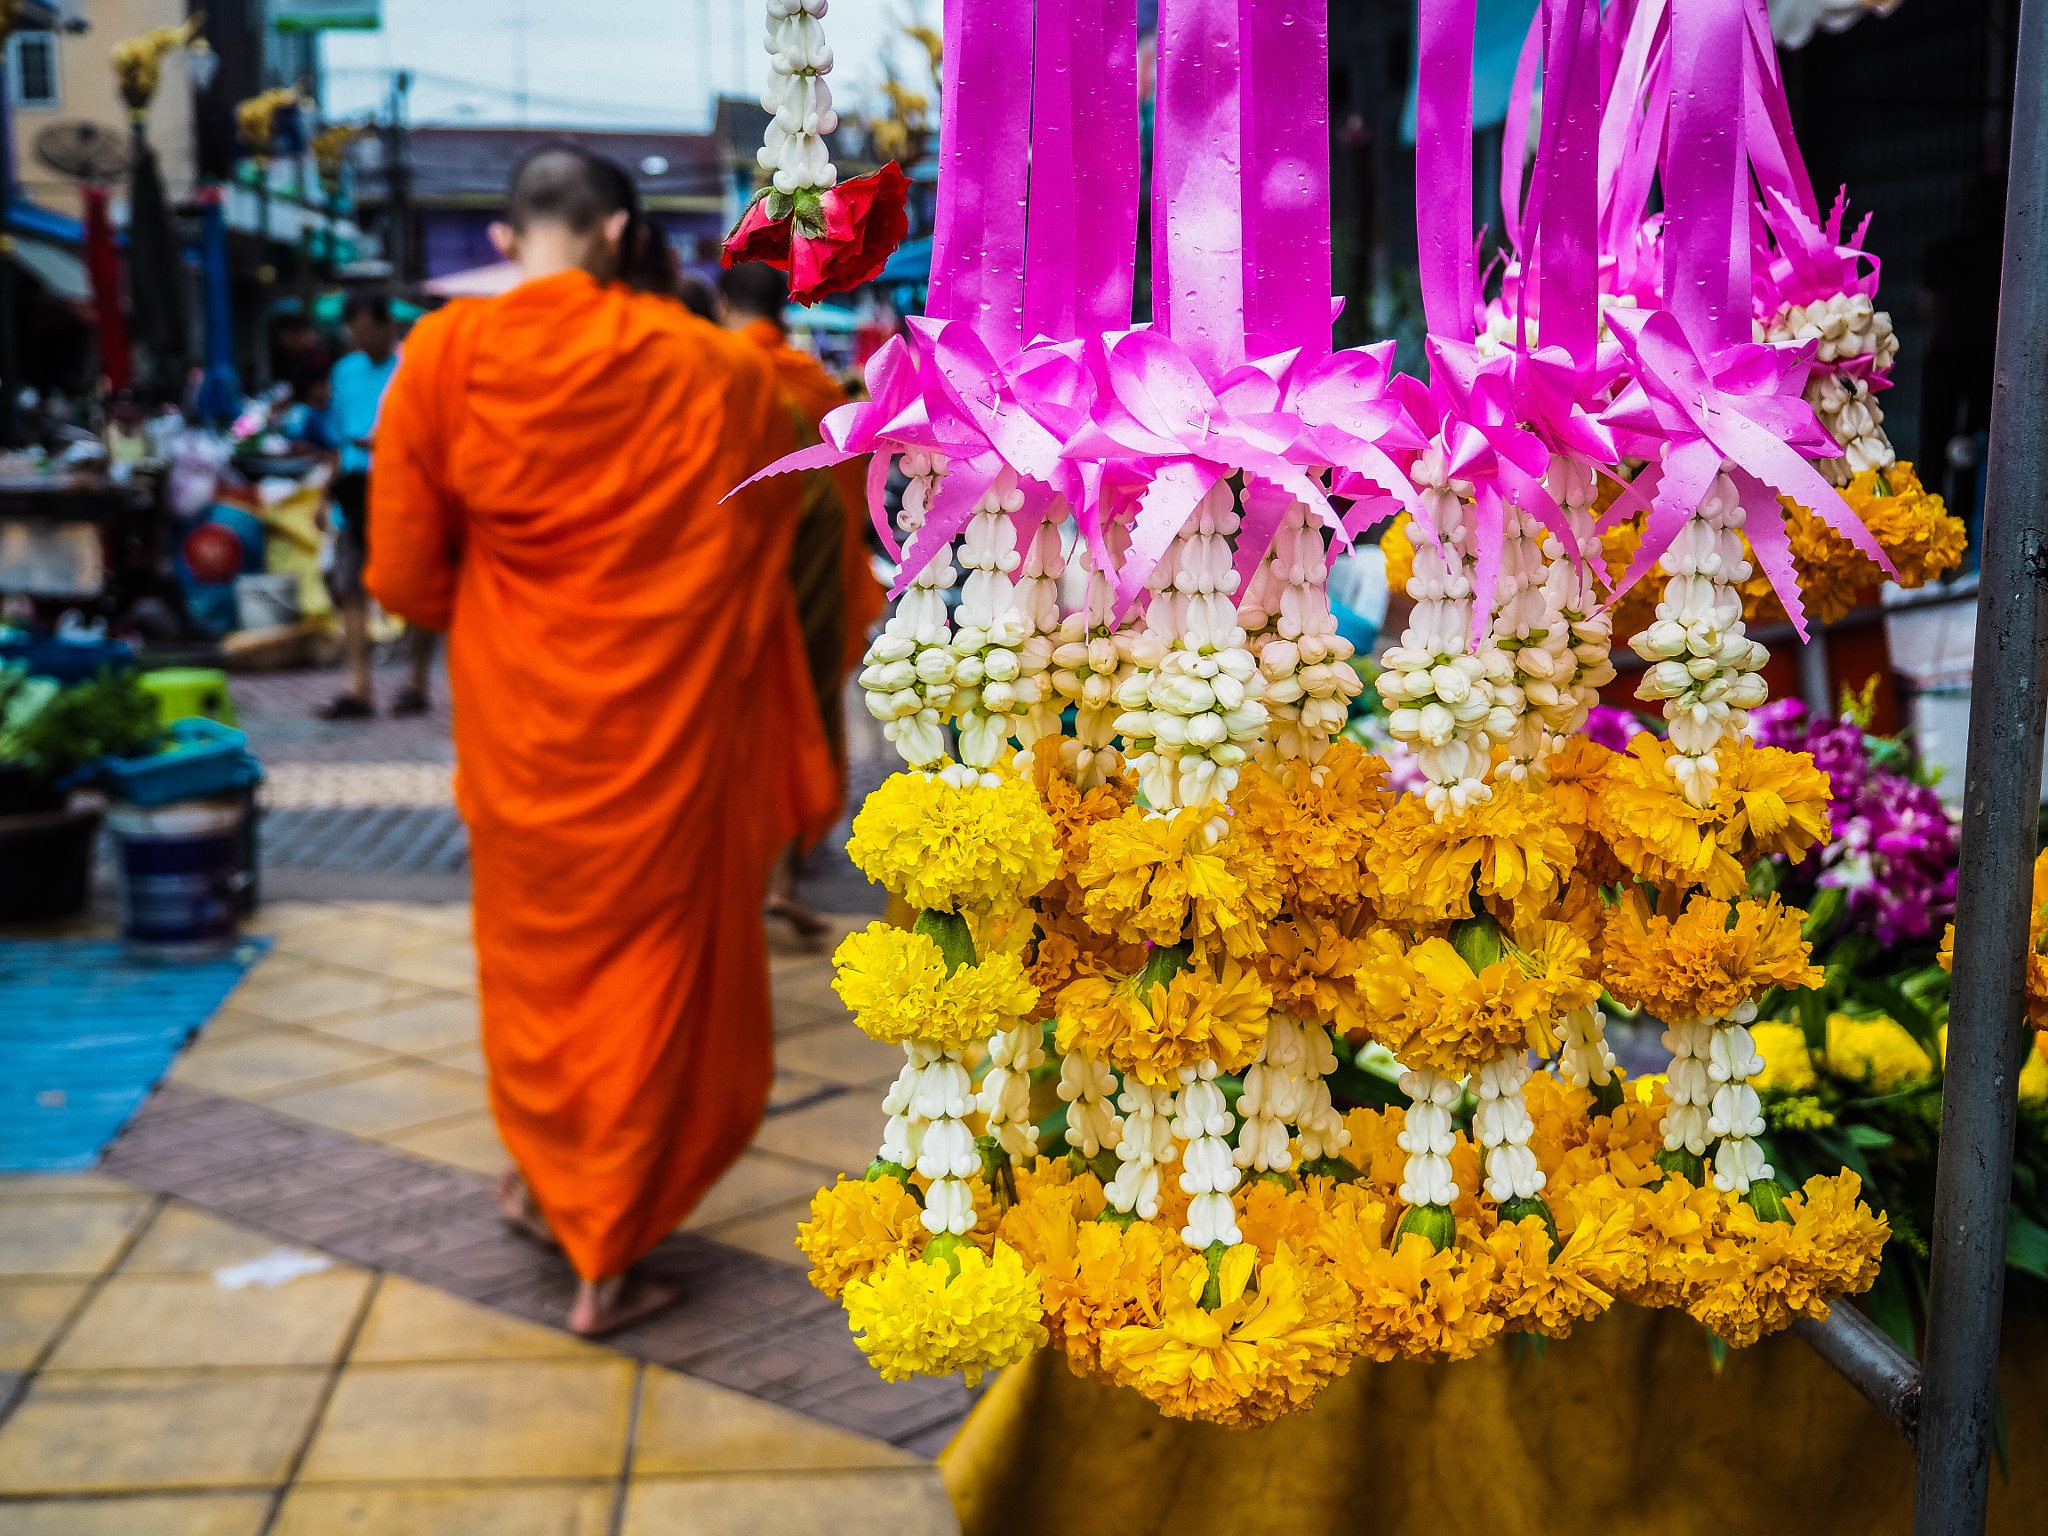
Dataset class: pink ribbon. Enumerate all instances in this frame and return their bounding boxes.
[1598,306,1897,639]
[1241,0,1333,361]
[928,0,1031,352]
[1416,0,1477,340]
[1152,0,1245,376]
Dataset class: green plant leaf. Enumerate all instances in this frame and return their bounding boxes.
[1861,1249,1918,1355]
[1845,1124,1896,1150]
[2006,1209,2048,1282]
[1704,1329,1727,1371]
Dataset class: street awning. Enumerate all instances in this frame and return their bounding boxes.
[8,235,91,302]
[421,261,520,298]
[787,303,860,332]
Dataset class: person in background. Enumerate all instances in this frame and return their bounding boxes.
[268,309,330,387]
[365,143,836,1335]
[673,274,716,322]
[275,365,337,455]
[719,261,885,939]
[320,293,438,720]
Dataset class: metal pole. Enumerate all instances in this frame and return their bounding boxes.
[1912,2,2048,1530]
[1791,1308,1921,1444]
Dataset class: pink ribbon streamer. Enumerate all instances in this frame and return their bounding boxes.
[1416,0,1478,339]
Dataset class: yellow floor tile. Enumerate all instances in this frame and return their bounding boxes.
[121,1203,307,1275]
[297,1358,636,1482]
[0,1368,328,1492]
[0,1493,272,1535]
[242,900,351,937]
[271,913,437,967]
[382,1110,506,1176]
[769,968,846,1013]
[45,1271,371,1370]
[375,945,479,993]
[694,1198,812,1268]
[0,1194,155,1278]
[634,1367,917,1474]
[305,995,480,1055]
[0,1172,132,1197]
[349,1275,601,1364]
[225,953,325,995]
[0,1282,87,1369]
[417,1038,486,1075]
[747,1091,886,1176]
[772,997,845,1035]
[170,1031,394,1099]
[257,1062,489,1139]
[680,1152,835,1232]
[229,968,434,1027]
[272,1482,614,1536]
[775,1022,910,1088]
[196,1005,295,1042]
[621,1469,958,1536]
[340,900,472,935]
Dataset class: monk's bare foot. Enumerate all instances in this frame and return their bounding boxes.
[765,893,829,947]
[569,1270,684,1336]
[495,1168,558,1249]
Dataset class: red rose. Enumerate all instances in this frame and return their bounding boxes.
[720,162,911,307]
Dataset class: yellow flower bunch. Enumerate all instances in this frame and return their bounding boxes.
[1230,740,1392,913]
[796,1176,928,1298]
[841,1241,1048,1386]
[1379,510,1417,594]
[1000,1185,1170,1383]
[1739,464,1968,627]
[1097,1241,1357,1427]
[1076,804,1283,957]
[1368,780,1579,926]
[1602,891,1822,1022]
[1684,1172,1889,1347]
[830,923,1039,1053]
[1354,920,1602,1080]
[1055,950,1273,1085]
[846,770,1059,915]
[1253,906,1379,1037]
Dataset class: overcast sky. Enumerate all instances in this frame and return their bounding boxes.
[320,0,933,134]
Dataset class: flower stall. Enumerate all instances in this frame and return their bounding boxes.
[724,0,2048,1527]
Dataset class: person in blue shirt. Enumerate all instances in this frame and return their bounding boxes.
[319,294,438,719]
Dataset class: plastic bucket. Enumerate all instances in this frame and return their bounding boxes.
[105,798,246,959]
[235,572,300,631]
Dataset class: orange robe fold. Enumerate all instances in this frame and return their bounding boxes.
[367,270,837,1280]
[740,317,886,678]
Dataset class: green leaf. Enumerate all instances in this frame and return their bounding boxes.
[1704,1329,1728,1371]
[1810,1125,1877,1184]
[1747,858,1781,897]
[1800,884,1846,944]
[1861,1249,1918,1355]
[1844,1124,1896,1150]
[1797,989,1830,1053]
[2006,1209,2048,1282]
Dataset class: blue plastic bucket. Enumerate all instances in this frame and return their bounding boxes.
[105,798,246,959]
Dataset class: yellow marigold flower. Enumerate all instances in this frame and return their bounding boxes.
[1370,780,1577,926]
[1482,1202,1635,1339]
[1236,1179,1327,1261]
[1030,747,1139,888]
[1740,464,1967,627]
[1024,905,1148,1024]
[1615,1173,1727,1312]
[795,1176,927,1298]
[1749,1022,1816,1091]
[1588,735,1749,897]
[1542,737,1628,886]
[2023,1040,2048,1102]
[1379,510,1415,594]
[1253,906,1377,1037]
[1343,1231,1504,1362]
[1715,739,1833,868]
[1230,740,1392,913]
[847,771,1059,915]
[1339,1106,1413,1194]
[1353,920,1601,1081]
[1824,1013,1934,1091]
[1056,950,1273,1086]
[1685,1172,1887,1347]
[1077,804,1282,957]
[1099,1242,1356,1426]
[1602,891,1821,1023]
[831,923,1039,1053]
[998,1185,1169,1382]
[842,1241,1048,1386]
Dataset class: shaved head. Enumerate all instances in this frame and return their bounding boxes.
[718,262,788,322]
[506,143,635,235]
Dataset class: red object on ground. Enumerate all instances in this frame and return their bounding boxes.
[181,522,245,583]
[721,162,912,306]
[80,185,132,393]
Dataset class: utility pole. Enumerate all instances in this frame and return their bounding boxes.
[382,69,413,285]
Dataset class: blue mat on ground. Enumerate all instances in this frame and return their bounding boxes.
[0,937,271,1171]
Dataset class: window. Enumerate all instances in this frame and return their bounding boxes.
[9,31,58,110]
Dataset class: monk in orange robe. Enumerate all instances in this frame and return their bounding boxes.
[366,144,837,1333]
[718,261,887,939]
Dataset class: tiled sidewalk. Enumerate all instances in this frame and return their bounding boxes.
[0,899,967,1533]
